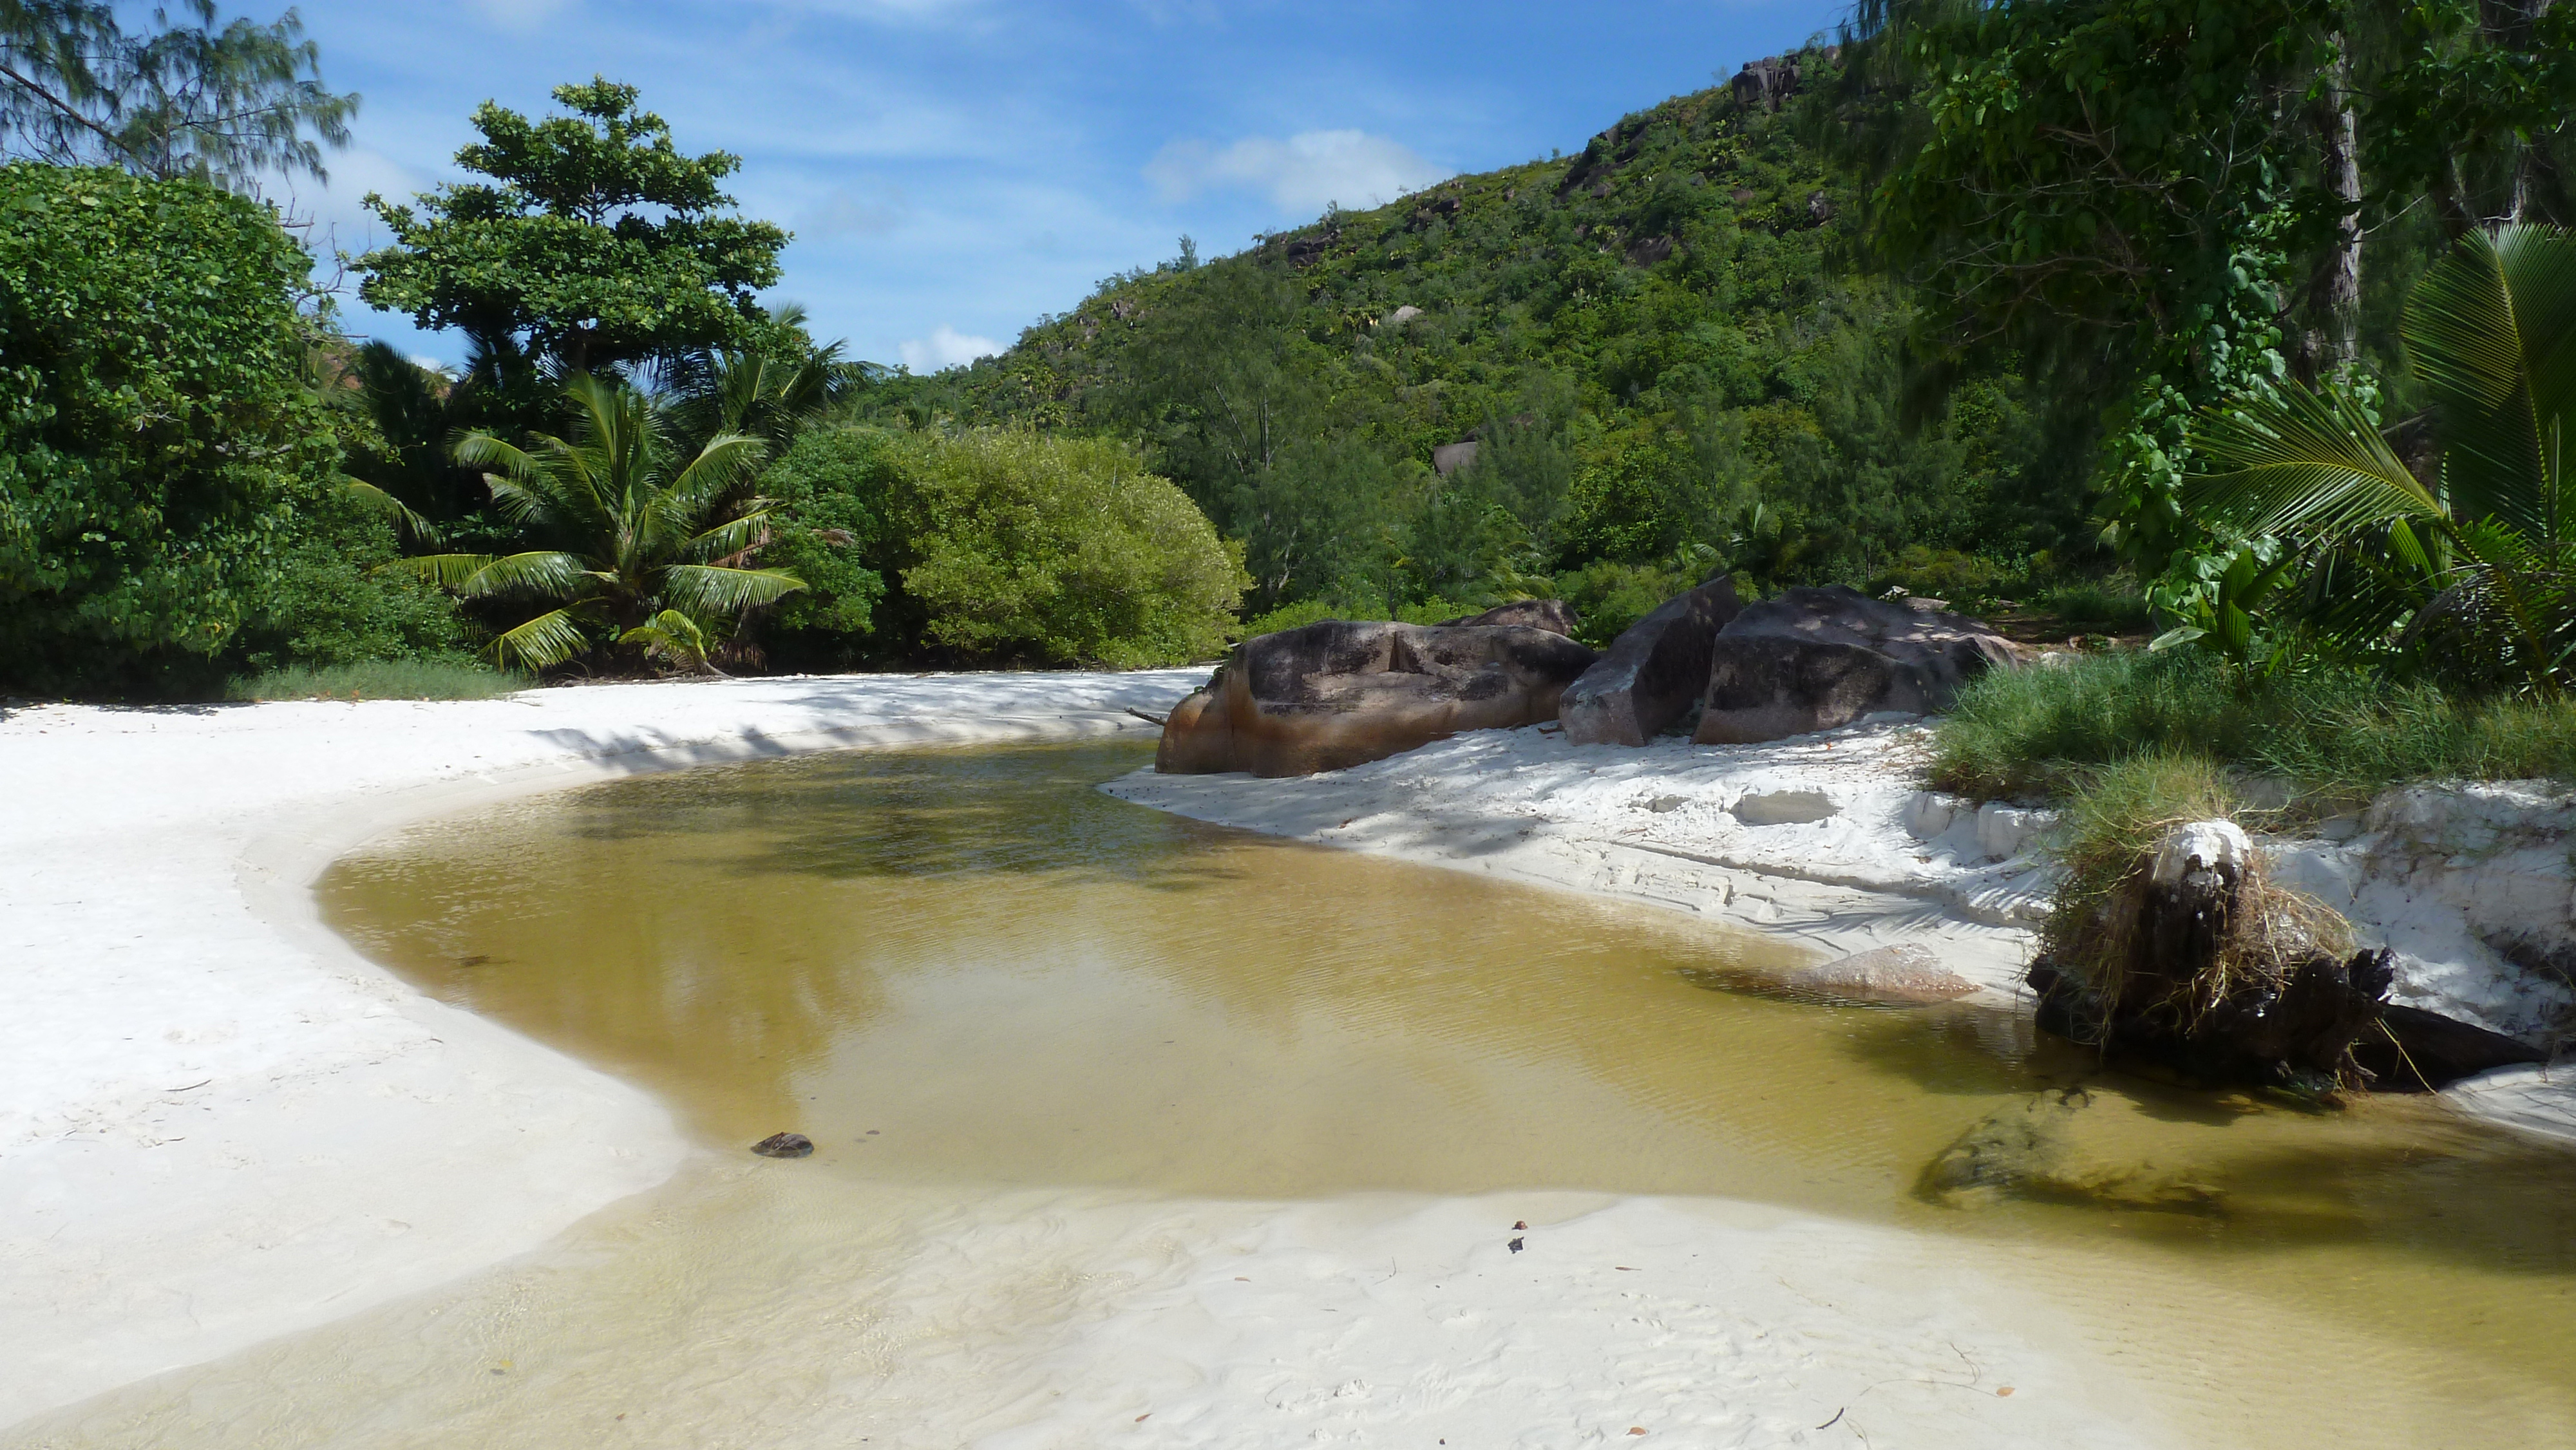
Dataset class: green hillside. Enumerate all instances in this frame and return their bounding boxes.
[936,48,2099,638]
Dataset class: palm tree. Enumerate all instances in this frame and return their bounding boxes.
[395,373,804,670]
[2185,224,2576,693]
[667,303,873,453]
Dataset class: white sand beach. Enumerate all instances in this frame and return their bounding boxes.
[0,672,1191,1426]
[5,673,2566,1447]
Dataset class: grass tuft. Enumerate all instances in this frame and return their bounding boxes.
[2035,580,2151,632]
[1929,649,2576,807]
[2038,751,2355,1030]
[225,659,529,702]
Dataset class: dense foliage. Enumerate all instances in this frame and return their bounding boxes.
[942,60,2090,617]
[752,428,1245,670]
[2186,225,2576,691]
[403,373,799,670]
[888,430,1246,668]
[0,164,457,693]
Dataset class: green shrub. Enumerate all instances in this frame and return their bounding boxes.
[228,480,472,671]
[748,426,895,668]
[896,430,1245,666]
[1869,545,2014,608]
[1240,598,1350,636]
[773,428,1234,668]
[1236,594,1480,638]
[2037,579,2150,631]
[0,164,451,694]
[1929,648,2576,806]
[1554,558,1701,648]
[225,659,526,701]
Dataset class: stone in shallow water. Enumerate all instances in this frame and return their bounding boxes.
[751,1132,814,1159]
[1920,1091,2226,1214]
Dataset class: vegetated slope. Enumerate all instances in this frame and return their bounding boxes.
[951,50,2102,635]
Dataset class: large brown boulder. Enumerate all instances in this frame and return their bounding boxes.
[1438,599,1579,636]
[1559,576,1743,746]
[1156,619,1599,777]
[1695,585,2015,744]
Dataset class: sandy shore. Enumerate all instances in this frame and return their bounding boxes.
[0,672,1194,1426]
[5,674,2456,1445]
[1108,713,2049,995]
[1106,713,2576,1145]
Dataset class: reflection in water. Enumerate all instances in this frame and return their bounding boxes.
[27,740,2574,1447]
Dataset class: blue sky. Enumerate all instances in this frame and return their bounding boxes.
[272,1,1842,372]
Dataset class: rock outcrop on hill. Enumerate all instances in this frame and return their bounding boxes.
[1155,619,1599,777]
[1560,576,1743,746]
[1696,585,2018,744]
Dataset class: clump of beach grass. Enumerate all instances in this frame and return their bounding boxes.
[1930,648,2576,808]
[2038,750,2356,1046]
[224,659,528,702]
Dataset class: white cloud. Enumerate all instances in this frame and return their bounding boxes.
[900,324,1001,372]
[1144,129,1449,213]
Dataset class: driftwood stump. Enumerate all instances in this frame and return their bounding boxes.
[2027,820,2542,1090]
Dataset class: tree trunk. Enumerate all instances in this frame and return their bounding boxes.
[2300,37,2363,381]
[2480,0,2561,222]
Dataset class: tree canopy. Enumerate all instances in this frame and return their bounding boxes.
[0,163,451,692]
[352,78,788,377]
[0,0,354,188]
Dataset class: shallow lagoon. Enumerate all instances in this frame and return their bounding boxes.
[20,740,2576,1446]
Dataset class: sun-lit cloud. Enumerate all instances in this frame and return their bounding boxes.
[1144,129,1450,213]
[900,324,1001,372]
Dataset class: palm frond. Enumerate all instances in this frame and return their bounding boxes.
[619,608,714,671]
[384,552,500,590]
[343,478,445,545]
[486,608,592,670]
[2405,226,2576,541]
[659,563,806,614]
[455,551,594,599]
[2184,382,2441,540]
[667,433,768,513]
[451,430,542,482]
[685,508,773,564]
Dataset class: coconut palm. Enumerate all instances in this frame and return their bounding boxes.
[396,373,803,670]
[667,303,872,453]
[2185,225,2576,693]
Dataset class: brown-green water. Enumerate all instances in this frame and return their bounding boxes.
[19,740,2576,1447]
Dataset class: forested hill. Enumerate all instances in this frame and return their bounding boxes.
[939,47,2101,639]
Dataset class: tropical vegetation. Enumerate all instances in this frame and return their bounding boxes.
[400,373,800,672]
[11,0,2576,739]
